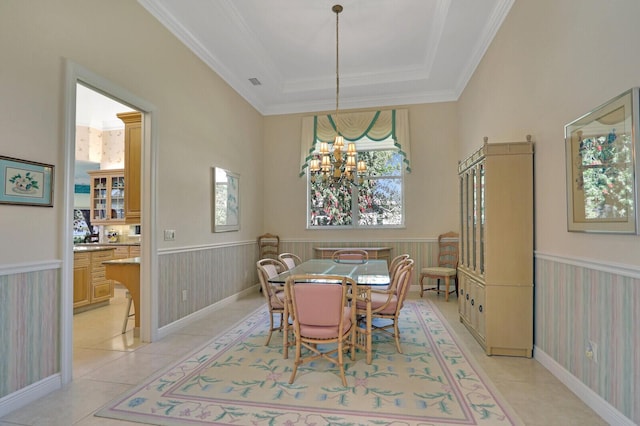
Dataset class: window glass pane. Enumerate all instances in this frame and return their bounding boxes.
[358,177,402,225]
[358,150,402,177]
[309,180,353,226]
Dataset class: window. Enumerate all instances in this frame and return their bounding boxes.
[308,142,404,228]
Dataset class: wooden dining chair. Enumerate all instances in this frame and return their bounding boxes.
[331,249,368,263]
[278,252,302,270]
[257,233,280,260]
[355,258,414,355]
[419,231,459,301]
[388,253,410,282]
[256,258,287,346]
[284,274,357,387]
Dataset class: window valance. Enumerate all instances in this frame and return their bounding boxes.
[299,109,411,176]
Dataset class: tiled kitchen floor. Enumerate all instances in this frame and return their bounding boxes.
[1,287,607,425]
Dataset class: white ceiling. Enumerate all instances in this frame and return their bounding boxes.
[76,84,135,130]
[137,0,513,116]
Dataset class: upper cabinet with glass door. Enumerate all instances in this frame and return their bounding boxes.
[88,169,125,224]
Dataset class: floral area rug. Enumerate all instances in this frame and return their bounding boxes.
[96,300,522,425]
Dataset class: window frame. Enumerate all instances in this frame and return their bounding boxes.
[306,145,406,230]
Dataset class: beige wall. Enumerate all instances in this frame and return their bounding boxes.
[458,2,640,422]
[0,0,264,264]
[458,0,640,266]
[263,102,460,240]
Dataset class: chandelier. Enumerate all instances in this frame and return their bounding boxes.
[309,4,366,185]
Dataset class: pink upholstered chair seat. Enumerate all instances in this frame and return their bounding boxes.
[271,290,285,309]
[356,293,398,315]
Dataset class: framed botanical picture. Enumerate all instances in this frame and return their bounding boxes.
[565,88,639,233]
[0,156,54,207]
[212,167,240,232]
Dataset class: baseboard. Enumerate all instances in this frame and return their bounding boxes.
[534,346,634,426]
[0,374,61,418]
[156,285,260,339]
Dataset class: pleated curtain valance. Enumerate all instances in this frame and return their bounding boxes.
[299,109,411,176]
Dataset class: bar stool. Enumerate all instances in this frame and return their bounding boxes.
[122,290,135,334]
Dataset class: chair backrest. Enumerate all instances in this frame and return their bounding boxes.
[393,259,415,312]
[285,274,353,334]
[257,233,280,260]
[437,231,459,269]
[331,249,368,263]
[278,252,302,270]
[256,258,286,302]
[389,254,410,281]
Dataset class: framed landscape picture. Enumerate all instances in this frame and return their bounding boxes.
[0,156,54,207]
[565,88,639,234]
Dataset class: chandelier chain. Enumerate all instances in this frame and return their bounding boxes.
[334,4,341,134]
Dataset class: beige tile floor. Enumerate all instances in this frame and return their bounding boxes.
[0,287,607,426]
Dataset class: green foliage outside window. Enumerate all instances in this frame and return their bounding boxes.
[309,150,403,227]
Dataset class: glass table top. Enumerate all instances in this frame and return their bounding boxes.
[268,259,390,286]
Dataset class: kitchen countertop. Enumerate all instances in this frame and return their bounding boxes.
[75,242,140,247]
[73,246,117,252]
[102,257,141,265]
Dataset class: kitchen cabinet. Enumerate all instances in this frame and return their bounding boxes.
[73,247,115,312]
[458,137,534,357]
[117,111,141,224]
[87,169,125,225]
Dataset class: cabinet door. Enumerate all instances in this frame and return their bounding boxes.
[90,175,109,223]
[73,253,91,308]
[110,176,125,220]
[474,282,486,340]
[118,112,142,224]
[457,272,468,321]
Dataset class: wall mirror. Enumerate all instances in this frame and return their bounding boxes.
[565,88,639,234]
[212,167,240,232]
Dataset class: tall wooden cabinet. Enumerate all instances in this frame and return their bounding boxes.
[457,136,534,357]
[117,112,141,224]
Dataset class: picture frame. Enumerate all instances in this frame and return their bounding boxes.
[211,167,240,232]
[0,155,54,207]
[565,88,640,234]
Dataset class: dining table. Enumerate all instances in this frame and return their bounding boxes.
[268,258,390,287]
[269,258,390,365]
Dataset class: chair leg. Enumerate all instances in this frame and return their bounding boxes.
[122,291,133,334]
[419,274,424,297]
[393,319,402,354]
[288,339,301,384]
[265,311,275,346]
[337,341,347,387]
[445,276,450,302]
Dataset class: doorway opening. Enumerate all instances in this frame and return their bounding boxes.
[72,84,145,367]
